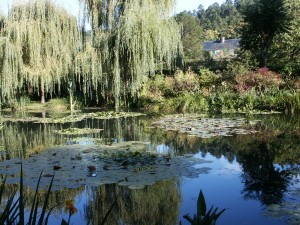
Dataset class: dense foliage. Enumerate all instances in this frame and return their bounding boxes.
[175,12,204,60]
[78,0,182,111]
[0,0,182,111]
[0,0,80,104]
[240,0,290,67]
[0,0,299,113]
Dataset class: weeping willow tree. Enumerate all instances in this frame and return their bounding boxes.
[0,11,5,108]
[0,0,80,104]
[78,0,182,111]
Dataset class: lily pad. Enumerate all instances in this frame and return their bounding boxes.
[151,114,258,138]
[0,141,212,190]
[53,128,103,135]
[0,111,146,124]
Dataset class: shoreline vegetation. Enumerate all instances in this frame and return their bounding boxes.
[1,67,299,116]
[0,0,299,115]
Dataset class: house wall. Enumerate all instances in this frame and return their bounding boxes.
[210,49,236,59]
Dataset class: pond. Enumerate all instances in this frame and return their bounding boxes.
[0,111,299,225]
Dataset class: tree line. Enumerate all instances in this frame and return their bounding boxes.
[175,0,299,74]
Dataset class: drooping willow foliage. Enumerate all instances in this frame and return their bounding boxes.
[78,0,182,111]
[0,0,80,103]
[0,0,182,111]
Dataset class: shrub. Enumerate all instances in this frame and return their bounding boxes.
[198,68,220,87]
[47,98,69,111]
[140,74,175,102]
[174,70,200,94]
[234,69,283,93]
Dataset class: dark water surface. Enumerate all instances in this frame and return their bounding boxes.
[0,112,299,225]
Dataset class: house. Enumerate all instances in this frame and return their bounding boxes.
[203,37,240,59]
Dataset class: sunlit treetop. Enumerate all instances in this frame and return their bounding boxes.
[78,0,182,111]
[0,0,80,103]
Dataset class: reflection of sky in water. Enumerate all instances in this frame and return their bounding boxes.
[156,144,171,155]
[179,151,286,225]
[194,152,242,174]
[38,150,298,225]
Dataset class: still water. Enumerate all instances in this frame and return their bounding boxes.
[0,112,299,225]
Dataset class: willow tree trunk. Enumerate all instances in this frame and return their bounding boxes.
[41,77,45,104]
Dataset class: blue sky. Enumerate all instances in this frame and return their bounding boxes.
[176,0,225,12]
[0,0,226,15]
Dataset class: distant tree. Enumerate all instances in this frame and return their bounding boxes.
[271,0,300,76]
[196,1,243,40]
[221,0,243,38]
[240,0,290,67]
[175,12,204,60]
[234,0,255,11]
[202,3,224,31]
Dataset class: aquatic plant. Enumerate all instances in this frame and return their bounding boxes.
[53,127,103,135]
[183,190,226,225]
[152,114,257,138]
[0,163,55,225]
[0,162,116,225]
[62,200,78,225]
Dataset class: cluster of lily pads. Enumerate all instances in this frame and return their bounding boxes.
[0,141,211,190]
[264,198,300,225]
[0,111,146,124]
[52,128,103,135]
[151,114,258,138]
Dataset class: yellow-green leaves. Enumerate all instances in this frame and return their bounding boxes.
[80,0,182,111]
[0,0,80,102]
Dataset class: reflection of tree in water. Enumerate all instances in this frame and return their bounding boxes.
[85,179,181,225]
[196,134,294,205]
[0,116,146,161]
[238,141,291,205]
[0,183,84,213]
[188,115,300,206]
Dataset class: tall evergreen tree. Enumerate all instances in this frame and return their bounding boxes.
[196,1,243,40]
[240,0,290,67]
[175,12,204,60]
[271,0,300,76]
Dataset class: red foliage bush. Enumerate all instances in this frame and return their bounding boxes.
[235,68,283,93]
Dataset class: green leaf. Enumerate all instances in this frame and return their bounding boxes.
[61,218,69,225]
[197,190,207,217]
[183,214,196,225]
[38,171,55,225]
[213,208,226,220]
[28,171,43,225]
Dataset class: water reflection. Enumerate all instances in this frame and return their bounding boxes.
[84,180,181,225]
[0,116,147,161]
[239,142,291,205]
[0,113,299,224]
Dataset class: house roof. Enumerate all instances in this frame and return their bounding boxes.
[203,39,240,51]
